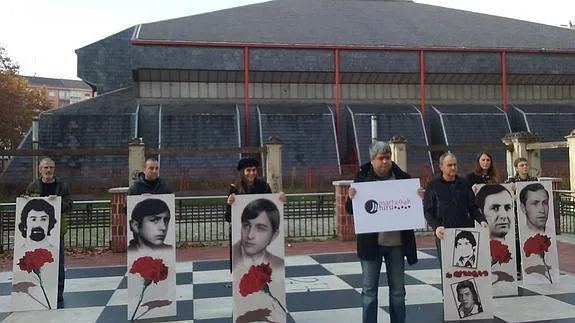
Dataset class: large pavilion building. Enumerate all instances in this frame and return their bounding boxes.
[2,0,575,195]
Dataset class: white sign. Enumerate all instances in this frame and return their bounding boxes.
[351,178,425,234]
[232,194,286,323]
[442,228,494,321]
[12,197,61,312]
[516,181,560,285]
[474,184,518,297]
[126,194,177,320]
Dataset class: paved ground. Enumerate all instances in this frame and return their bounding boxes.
[3,247,575,322]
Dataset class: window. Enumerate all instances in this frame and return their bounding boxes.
[58,91,70,99]
[48,91,56,97]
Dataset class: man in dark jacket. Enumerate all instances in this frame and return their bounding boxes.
[128,158,172,195]
[423,152,487,263]
[345,141,424,323]
[25,157,73,308]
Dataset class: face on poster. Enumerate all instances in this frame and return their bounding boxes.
[475,184,518,295]
[232,194,286,323]
[516,181,560,285]
[12,197,61,312]
[442,228,493,321]
[126,194,176,320]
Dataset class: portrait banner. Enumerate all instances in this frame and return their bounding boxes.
[12,197,62,312]
[474,184,518,296]
[516,181,560,285]
[232,194,286,323]
[350,178,425,234]
[126,194,176,320]
[441,227,494,321]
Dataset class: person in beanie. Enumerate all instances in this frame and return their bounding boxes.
[225,157,285,272]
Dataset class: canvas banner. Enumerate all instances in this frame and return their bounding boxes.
[232,194,286,323]
[12,197,61,312]
[516,181,560,285]
[127,194,177,320]
[442,227,494,321]
[473,184,518,296]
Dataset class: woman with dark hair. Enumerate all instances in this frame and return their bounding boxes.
[466,152,500,190]
[225,157,285,272]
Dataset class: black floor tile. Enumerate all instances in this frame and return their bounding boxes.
[61,290,115,308]
[286,265,332,278]
[286,289,362,312]
[66,266,126,279]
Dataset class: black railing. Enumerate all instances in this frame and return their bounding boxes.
[0,193,337,252]
[556,190,575,234]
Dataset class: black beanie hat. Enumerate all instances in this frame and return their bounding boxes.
[237,157,259,171]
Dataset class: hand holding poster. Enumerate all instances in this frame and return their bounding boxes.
[351,178,425,234]
[442,227,494,321]
[232,194,286,323]
[11,197,61,312]
[127,194,177,320]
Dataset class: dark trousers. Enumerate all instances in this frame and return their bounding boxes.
[58,235,65,301]
[228,223,232,273]
[360,246,406,323]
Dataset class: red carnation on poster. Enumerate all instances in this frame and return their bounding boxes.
[490,240,512,266]
[17,248,55,309]
[523,234,553,283]
[129,257,169,320]
[239,263,286,313]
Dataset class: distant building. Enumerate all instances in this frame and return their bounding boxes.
[23,76,94,108]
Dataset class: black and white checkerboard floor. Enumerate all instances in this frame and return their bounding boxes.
[1,249,575,322]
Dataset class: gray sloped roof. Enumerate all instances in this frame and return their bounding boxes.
[44,86,137,115]
[23,76,92,90]
[136,0,575,50]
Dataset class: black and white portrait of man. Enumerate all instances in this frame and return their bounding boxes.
[128,198,173,252]
[452,279,484,319]
[18,199,58,249]
[452,230,479,269]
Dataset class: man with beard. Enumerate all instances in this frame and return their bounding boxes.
[18,199,57,248]
[25,158,73,307]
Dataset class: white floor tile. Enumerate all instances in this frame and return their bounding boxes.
[193,297,232,319]
[522,274,575,295]
[494,295,575,322]
[286,275,353,293]
[416,250,437,260]
[193,270,231,284]
[290,307,390,323]
[285,255,319,267]
[176,261,194,273]
[106,288,127,306]
[0,295,11,313]
[4,306,104,323]
[405,269,442,285]
[64,276,123,293]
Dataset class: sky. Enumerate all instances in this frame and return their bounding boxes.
[1,0,573,80]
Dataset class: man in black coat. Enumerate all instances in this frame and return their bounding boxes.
[128,158,172,195]
[423,152,487,262]
[346,141,424,323]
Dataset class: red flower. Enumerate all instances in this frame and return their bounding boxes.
[129,257,170,320]
[17,248,54,273]
[523,234,552,258]
[130,257,169,284]
[238,263,286,313]
[239,263,273,297]
[16,248,55,309]
[491,240,512,266]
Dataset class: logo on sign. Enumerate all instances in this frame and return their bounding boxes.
[364,198,412,215]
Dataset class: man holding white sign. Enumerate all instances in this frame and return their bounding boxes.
[345,141,425,323]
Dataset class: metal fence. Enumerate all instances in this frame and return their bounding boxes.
[555,190,575,234]
[0,193,336,252]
